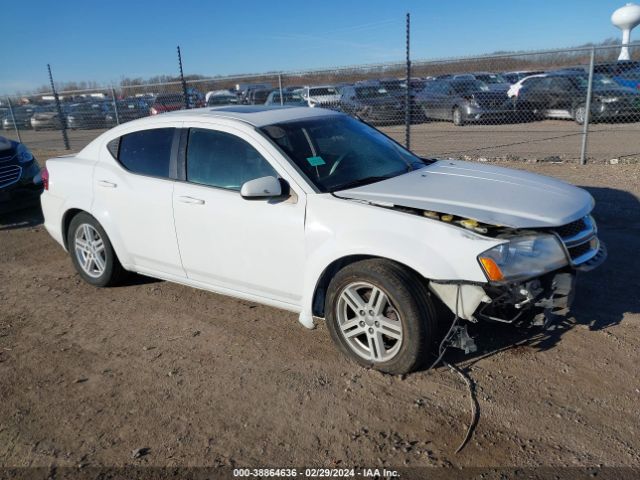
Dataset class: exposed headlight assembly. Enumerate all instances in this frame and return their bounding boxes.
[478,234,568,282]
[16,143,34,164]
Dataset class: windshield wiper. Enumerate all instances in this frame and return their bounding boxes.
[332,175,398,192]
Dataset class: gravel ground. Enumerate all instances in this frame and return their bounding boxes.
[1,155,639,472]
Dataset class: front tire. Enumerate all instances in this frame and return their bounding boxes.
[67,212,125,287]
[452,106,465,126]
[325,259,437,375]
[574,104,587,125]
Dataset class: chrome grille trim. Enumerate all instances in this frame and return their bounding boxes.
[551,215,599,267]
[0,165,22,188]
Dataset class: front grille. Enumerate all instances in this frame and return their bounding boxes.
[0,165,21,188]
[0,150,16,164]
[553,218,586,238]
[551,216,599,266]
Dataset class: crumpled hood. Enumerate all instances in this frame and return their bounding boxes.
[337,160,594,228]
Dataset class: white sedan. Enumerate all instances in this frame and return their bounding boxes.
[41,106,605,374]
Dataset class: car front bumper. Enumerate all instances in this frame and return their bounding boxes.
[0,160,43,211]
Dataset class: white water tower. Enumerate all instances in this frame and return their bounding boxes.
[612,3,640,60]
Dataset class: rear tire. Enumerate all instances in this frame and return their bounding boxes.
[325,259,437,375]
[67,212,125,287]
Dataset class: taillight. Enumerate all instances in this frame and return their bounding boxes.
[41,166,49,190]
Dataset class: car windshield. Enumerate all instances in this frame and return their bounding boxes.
[309,87,338,96]
[260,115,424,193]
[475,74,507,84]
[620,70,640,80]
[569,74,617,89]
[355,86,389,98]
[452,80,490,94]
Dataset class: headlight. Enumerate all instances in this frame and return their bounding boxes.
[599,97,619,103]
[478,234,568,282]
[16,143,34,164]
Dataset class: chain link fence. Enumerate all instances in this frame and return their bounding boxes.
[1,43,639,163]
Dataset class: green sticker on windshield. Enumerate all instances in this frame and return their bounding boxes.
[306,156,326,166]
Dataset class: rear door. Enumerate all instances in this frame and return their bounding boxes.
[92,125,186,277]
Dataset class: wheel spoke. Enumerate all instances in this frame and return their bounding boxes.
[367,332,385,361]
[75,238,91,251]
[378,316,402,340]
[93,238,104,253]
[368,287,388,316]
[82,224,93,242]
[344,325,366,339]
[342,286,366,313]
[93,252,106,272]
[82,254,92,271]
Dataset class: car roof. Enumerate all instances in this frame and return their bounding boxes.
[155,105,340,127]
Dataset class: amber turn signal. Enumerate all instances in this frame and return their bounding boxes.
[479,257,505,281]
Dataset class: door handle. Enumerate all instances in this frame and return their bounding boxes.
[178,196,205,205]
[97,180,117,188]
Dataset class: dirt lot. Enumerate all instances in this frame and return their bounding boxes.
[1,156,639,473]
[5,118,640,163]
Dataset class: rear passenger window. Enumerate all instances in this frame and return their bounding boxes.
[118,128,175,178]
[186,128,278,191]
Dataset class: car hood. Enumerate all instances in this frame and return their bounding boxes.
[0,136,12,151]
[337,160,593,228]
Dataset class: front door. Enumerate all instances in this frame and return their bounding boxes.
[172,124,306,306]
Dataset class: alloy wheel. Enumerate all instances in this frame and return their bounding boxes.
[74,223,106,278]
[336,281,403,362]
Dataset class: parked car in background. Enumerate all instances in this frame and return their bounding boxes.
[456,72,511,92]
[245,88,273,105]
[302,85,342,108]
[514,71,640,124]
[415,78,511,126]
[206,92,239,107]
[0,136,42,212]
[30,105,64,131]
[40,106,605,374]
[150,89,204,115]
[264,90,307,106]
[105,97,152,125]
[507,73,547,99]
[502,71,545,84]
[66,102,109,130]
[2,105,37,130]
[150,93,185,115]
[595,62,640,91]
[340,83,404,125]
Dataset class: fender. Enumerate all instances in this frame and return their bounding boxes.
[297,195,500,328]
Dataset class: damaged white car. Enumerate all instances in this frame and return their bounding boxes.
[41,106,606,374]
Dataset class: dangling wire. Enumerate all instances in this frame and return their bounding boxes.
[427,284,478,454]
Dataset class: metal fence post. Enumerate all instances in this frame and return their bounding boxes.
[6,97,22,143]
[110,87,120,125]
[579,47,595,165]
[405,12,411,150]
[177,46,189,109]
[278,74,284,106]
[47,64,70,150]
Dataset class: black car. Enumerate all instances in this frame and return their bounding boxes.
[0,136,43,212]
[65,102,110,130]
[340,83,404,125]
[415,78,511,126]
[514,71,640,124]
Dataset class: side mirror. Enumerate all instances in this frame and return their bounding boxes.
[240,176,282,199]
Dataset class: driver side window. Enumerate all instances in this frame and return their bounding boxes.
[186,128,278,191]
